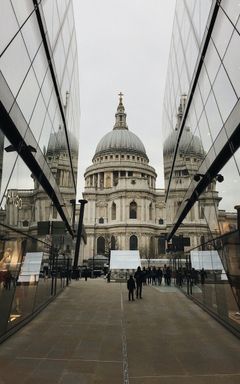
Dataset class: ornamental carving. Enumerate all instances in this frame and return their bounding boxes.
[96,201,108,208]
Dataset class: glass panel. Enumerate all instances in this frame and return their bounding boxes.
[192,0,212,44]
[197,109,212,153]
[218,156,240,212]
[0,32,30,98]
[15,67,40,123]
[185,27,199,81]
[198,64,211,107]
[0,141,18,206]
[185,0,196,17]
[41,69,53,107]
[175,0,185,29]
[179,62,189,95]
[38,114,53,153]
[213,64,237,123]
[53,36,65,85]
[11,0,35,26]
[29,93,47,141]
[42,0,60,49]
[211,7,234,59]
[32,44,49,89]
[220,0,240,26]
[61,16,71,55]
[67,2,74,35]
[21,12,43,61]
[0,239,25,336]
[180,5,191,50]
[204,39,221,84]
[192,85,204,122]
[56,0,67,24]
[204,90,223,143]
[223,30,240,98]
[0,1,19,56]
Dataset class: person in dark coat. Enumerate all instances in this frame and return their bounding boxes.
[166,266,172,286]
[134,266,143,299]
[200,268,207,284]
[127,275,135,301]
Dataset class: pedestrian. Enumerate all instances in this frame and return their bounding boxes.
[127,275,135,301]
[142,267,147,285]
[156,267,162,285]
[163,264,167,285]
[200,268,207,284]
[152,266,157,285]
[147,266,152,285]
[134,266,143,299]
[166,266,172,286]
[4,270,12,290]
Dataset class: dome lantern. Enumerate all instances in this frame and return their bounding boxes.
[93,94,148,161]
[113,92,128,130]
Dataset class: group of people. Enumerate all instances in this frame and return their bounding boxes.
[127,264,173,301]
[175,267,207,287]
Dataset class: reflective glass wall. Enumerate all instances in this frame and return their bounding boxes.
[172,231,240,336]
[0,0,80,340]
[163,0,240,331]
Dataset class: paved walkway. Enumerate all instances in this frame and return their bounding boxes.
[0,279,240,384]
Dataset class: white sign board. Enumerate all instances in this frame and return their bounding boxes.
[18,252,43,283]
[190,250,227,280]
[190,250,224,270]
[110,250,141,270]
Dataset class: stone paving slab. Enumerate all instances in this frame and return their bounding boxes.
[0,279,239,384]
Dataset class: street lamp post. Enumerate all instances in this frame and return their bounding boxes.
[73,199,88,272]
[70,199,76,231]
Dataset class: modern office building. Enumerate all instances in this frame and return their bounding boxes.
[162,0,240,332]
[0,1,80,340]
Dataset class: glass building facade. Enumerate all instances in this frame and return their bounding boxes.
[0,1,80,340]
[163,0,240,335]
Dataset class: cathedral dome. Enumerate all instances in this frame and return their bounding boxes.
[95,129,147,157]
[93,93,148,160]
[163,127,204,157]
[47,127,78,155]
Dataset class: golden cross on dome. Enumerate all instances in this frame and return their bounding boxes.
[118,92,124,102]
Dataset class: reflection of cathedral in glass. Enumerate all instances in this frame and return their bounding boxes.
[162,0,240,330]
[0,0,80,339]
[4,128,78,235]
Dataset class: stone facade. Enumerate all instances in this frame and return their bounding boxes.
[82,94,224,263]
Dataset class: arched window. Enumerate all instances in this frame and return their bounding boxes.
[129,201,137,219]
[149,203,152,220]
[99,217,104,224]
[111,202,116,220]
[97,236,105,255]
[130,235,138,250]
[111,236,116,250]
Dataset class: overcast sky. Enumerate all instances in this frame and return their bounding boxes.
[73,0,176,196]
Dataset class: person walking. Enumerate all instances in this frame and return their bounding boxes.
[156,267,163,285]
[134,266,143,299]
[127,275,135,301]
[166,266,172,286]
[163,264,167,285]
[200,268,207,284]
